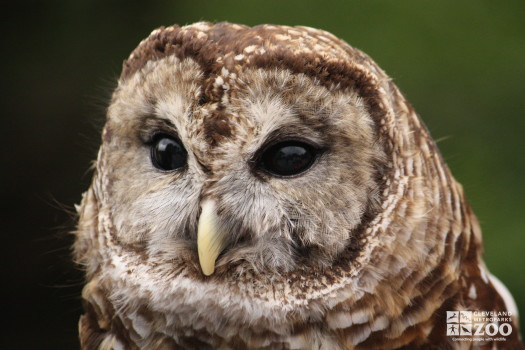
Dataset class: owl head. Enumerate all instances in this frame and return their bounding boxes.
[79,22,393,278]
[75,22,519,349]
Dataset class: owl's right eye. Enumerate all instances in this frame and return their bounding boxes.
[150,135,187,171]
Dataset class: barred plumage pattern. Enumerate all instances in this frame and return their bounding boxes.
[75,22,523,349]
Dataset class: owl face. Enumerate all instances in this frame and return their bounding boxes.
[103,54,383,276]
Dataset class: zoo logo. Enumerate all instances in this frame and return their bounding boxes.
[446,311,513,337]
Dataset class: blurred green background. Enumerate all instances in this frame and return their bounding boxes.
[2,1,523,348]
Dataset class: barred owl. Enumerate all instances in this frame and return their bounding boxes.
[74,22,523,349]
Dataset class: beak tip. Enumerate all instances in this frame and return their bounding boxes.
[202,267,214,276]
[199,258,215,276]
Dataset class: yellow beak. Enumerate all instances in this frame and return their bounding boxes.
[197,200,227,276]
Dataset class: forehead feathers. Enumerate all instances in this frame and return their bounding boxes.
[120,22,389,123]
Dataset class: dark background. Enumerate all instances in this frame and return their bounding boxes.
[2,1,524,348]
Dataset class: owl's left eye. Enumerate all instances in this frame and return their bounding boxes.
[150,135,187,171]
[259,141,317,177]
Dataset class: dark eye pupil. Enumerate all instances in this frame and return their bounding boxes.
[151,135,187,171]
[260,142,316,176]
